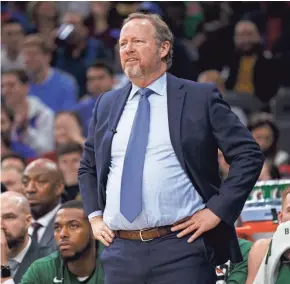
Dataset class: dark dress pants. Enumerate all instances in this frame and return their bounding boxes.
[100,231,217,284]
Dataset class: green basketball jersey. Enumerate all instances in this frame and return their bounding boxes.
[276,261,290,284]
[20,244,105,284]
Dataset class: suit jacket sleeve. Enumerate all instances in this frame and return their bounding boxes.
[205,87,264,225]
[78,95,103,217]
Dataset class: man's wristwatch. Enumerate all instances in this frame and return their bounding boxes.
[1,265,11,278]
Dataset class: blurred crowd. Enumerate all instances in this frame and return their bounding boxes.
[1,1,290,196]
[1,2,290,284]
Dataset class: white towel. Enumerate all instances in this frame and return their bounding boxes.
[254,221,290,284]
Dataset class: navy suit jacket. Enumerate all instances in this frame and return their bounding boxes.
[79,73,264,265]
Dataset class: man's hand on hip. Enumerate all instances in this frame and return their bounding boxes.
[89,216,115,247]
[171,208,221,243]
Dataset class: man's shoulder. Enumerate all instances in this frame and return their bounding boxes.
[98,84,131,105]
[167,73,217,94]
[248,238,271,262]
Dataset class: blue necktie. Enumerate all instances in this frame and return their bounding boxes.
[120,88,154,222]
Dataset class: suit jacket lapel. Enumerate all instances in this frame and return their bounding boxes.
[167,73,187,172]
[39,217,55,248]
[100,83,132,185]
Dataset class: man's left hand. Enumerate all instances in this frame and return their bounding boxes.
[171,208,221,243]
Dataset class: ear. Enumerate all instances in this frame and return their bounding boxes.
[26,213,32,228]
[46,53,52,65]
[278,211,283,224]
[55,182,64,198]
[159,41,170,61]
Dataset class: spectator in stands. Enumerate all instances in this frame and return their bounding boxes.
[1,2,31,33]
[159,2,199,81]
[55,2,91,18]
[1,154,26,171]
[54,112,85,147]
[22,159,64,250]
[0,192,51,284]
[85,2,119,50]
[243,2,290,55]
[18,201,104,284]
[245,188,290,283]
[258,160,281,181]
[248,112,289,166]
[57,143,82,202]
[193,2,234,73]
[22,34,78,113]
[85,61,115,99]
[2,70,55,155]
[54,11,112,98]
[198,70,248,125]
[1,104,37,160]
[27,1,58,40]
[223,19,280,103]
[1,19,25,72]
[0,166,23,194]
[74,61,115,136]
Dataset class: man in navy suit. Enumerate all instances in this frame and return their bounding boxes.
[79,13,264,284]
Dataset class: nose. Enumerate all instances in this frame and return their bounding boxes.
[24,180,37,194]
[0,220,6,230]
[125,42,135,54]
[60,226,69,238]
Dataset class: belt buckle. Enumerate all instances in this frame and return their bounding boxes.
[139,229,154,242]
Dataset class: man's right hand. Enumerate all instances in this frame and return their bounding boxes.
[89,216,115,247]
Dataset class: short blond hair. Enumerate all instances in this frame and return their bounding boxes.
[282,187,290,209]
[22,34,52,54]
[122,13,174,69]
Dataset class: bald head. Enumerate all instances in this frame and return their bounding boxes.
[1,191,30,214]
[24,158,64,183]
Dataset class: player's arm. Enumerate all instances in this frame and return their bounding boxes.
[245,239,271,284]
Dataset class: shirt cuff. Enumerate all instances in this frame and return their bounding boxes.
[88,211,103,220]
[2,279,15,284]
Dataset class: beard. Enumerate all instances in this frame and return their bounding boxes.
[124,63,144,78]
[236,42,263,56]
[5,232,26,249]
[60,238,93,262]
